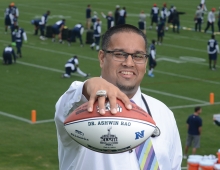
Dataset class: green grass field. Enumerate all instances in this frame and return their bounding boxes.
[0,0,220,169]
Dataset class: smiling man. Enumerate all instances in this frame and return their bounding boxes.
[55,24,182,170]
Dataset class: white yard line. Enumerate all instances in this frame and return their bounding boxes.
[170,102,220,109]
[0,111,32,124]
[141,88,208,104]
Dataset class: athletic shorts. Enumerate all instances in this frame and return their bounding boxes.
[209,53,217,61]
[5,17,11,26]
[138,21,145,30]
[186,134,200,148]
[151,16,158,23]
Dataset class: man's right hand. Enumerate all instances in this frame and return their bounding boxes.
[83,77,132,115]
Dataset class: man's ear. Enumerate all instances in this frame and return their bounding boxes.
[98,50,105,68]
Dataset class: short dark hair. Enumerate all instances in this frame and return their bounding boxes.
[195,106,201,112]
[211,34,215,39]
[101,24,147,50]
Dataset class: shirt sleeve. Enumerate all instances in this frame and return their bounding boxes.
[23,32,27,41]
[54,81,88,147]
[150,50,156,59]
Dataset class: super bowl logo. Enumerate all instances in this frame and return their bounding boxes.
[97,102,122,113]
[100,127,118,146]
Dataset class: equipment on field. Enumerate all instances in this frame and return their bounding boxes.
[64,99,156,153]
[46,25,53,38]
[86,30,94,44]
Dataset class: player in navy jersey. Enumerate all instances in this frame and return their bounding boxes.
[101,11,114,30]
[157,19,165,45]
[52,19,65,43]
[150,4,159,30]
[68,23,84,47]
[118,7,126,25]
[12,26,27,58]
[62,56,90,78]
[86,5,92,30]
[114,5,120,26]
[167,5,174,28]
[2,45,16,64]
[9,13,17,45]
[39,10,50,40]
[148,40,157,77]
[218,7,220,32]
[207,35,219,70]
[4,5,12,33]
[31,19,40,35]
[172,7,185,33]
[90,18,101,51]
[10,2,19,18]
[160,3,169,30]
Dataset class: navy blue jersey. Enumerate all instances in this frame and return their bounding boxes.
[157,21,165,32]
[86,8,91,18]
[207,39,218,54]
[106,16,114,29]
[54,20,65,29]
[187,114,202,135]
[11,6,18,17]
[40,13,49,25]
[218,11,220,22]
[13,28,25,42]
[149,44,156,59]
[94,22,101,37]
[151,7,159,16]
[4,7,11,19]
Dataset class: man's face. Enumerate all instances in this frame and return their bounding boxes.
[98,32,147,98]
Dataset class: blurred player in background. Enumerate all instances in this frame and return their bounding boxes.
[91,11,98,29]
[52,19,65,43]
[150,4,159,30]
[148,40,157,77]
[62,56,90,78]
[90,18,101,51]
[31,19,40,35]
[207,35,219,70]
[2,45,16,64]
[160,3,168,30]
[10,2,19,18]
[167,5,174,29]
[199,0,207,22]
[218,7,220,32]
[68,23,84,47]
[172,7,185,33]
[12,25,27,58]
[157,19,165,45]
[39,10,50,40]
[194,6,203,32]
[9,13,17,44]
[114,5,120,26]
[118,7,126,25]
[138,10,146,34]
[4,5,12,33]
[204,8,216,34]
[86,4,92,30]
[101,11,114,30]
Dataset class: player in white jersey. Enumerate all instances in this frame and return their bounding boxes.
[204,8,216,34]
[138,11,146,34]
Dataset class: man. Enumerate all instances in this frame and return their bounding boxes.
[160,3,168,30]
[194,6,203,32]
[157,19,165,45]
[199,0,207,22]
[118,7,126,25]
[207,34,219,70]
[90,18,101,51]
[101,11,114,30]
[148,40,157,77]
[204,8,216,34]
[218,7,220,32]
[9,13,17,44]
[31,19,40,35]
[91,11,98,28]
[52,19,65,43]
[55,24,182,170]
[12,25,27,58]
[183,107,202,159]
[39,10,51,40]
[167,5,174,28]
[62,56,89,78]
[10,2,19,18]
[68,23,84,47]
[86,4,92,30]
[2,45,16,64]
[138,10,146,34]
[4,5,12,33]
[172,7,185,33]
[114,5,120,26]
[150,4,159,29]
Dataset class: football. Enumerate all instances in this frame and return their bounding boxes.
[64,99,156,154]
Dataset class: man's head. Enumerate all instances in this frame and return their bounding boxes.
[47,10,50,15]
[88,4,90,8]
[99,24,148,98]
[163,3,167,7]
[108,11,112,16]
[194,106,202,115]
[211,8,216,12]
[116,5,120,9]
[10,2,15,7]
[211,34,215,39]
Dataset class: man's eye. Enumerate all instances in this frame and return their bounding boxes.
[114,53,124,57]
[134,54,144,59]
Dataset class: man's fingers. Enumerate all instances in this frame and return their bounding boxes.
[87,95,96,112]
[97,96,107,115]
[117,92,132,110]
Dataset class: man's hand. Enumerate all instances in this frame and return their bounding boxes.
[83,77,132,115]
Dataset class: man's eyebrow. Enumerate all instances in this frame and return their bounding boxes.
[111,49,146,53]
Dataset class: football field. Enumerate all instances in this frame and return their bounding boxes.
[0,0,220,169]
